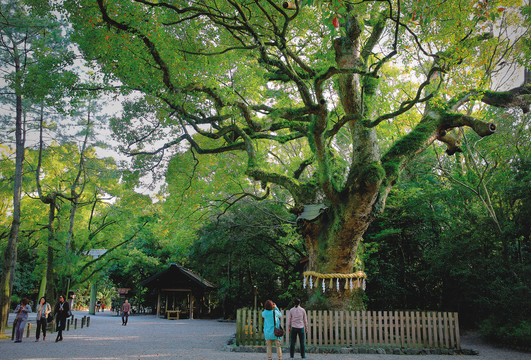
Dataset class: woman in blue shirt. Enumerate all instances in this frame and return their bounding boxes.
[262,299,283,360]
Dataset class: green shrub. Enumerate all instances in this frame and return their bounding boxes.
[480,318,531,349]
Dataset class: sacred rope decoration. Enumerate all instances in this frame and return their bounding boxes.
[303,271,367,293]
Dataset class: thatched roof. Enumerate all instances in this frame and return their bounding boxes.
[140,263,216,291]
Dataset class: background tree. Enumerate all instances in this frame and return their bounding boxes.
[0,0,77,332]
[363,106,530,346]
[187,199,305,318]
[64,0,530,309]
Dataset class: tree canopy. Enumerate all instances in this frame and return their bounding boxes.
[63,0,530,309]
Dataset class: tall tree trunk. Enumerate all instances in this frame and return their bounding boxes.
[64,102,91,298]
[0,87,24,332]
[45,201,57,301]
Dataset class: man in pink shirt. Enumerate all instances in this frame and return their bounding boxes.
[288,298,308,359]
[121,299,131,326]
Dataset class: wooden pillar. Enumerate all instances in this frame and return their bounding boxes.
[208,293,211,314]
[156,291,161,318]
[187,293,190,319]
[189,294,194,320]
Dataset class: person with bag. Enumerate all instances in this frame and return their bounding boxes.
[288,298,308,359]
[54,294,70,342]
[35,296,51,342]
[13,298,31,343]
[262,299,283,360]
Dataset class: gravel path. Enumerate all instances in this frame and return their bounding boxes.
[1,310,529,360]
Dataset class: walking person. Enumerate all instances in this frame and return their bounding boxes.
[54,294,70,342]
[262,300,283,360]
[35,297,51,342]
[13,298,31,343]
[288,298,308,359]
[121,299,131,326]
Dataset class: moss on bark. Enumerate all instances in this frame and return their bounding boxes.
[359,161,385,188]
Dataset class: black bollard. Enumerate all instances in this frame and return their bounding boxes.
[81,316,85,328]
[26,322,31,338]
[11,321,15,340]
[87,317,90,327]
[74,318,78,329]
[67,319,70,331]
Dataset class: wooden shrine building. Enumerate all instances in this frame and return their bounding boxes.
[140,263,216,319]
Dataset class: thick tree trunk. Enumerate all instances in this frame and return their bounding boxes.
[0,90,24,332]
[301,200,377,310]
[300,11,381,310]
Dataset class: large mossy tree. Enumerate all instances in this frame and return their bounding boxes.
[65,0,530,309]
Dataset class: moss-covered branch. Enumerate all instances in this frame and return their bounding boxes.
[449,84,531,113]
[245,167,316,205]
[381,115,440,183]
[437,131,462,156]
[360,11,388,62]
[440,112,496,138]
[481,84,531,113]
[293,156,315,179]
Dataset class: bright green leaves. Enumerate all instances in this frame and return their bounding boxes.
[0,1,77,109]
[520,4,531,69]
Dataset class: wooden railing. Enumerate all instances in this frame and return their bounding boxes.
[236,309,460,350]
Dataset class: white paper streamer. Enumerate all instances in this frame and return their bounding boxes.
[322,278,326,293]
[303,276,306,289]
[309,275,313,289]
[336,278,340,292]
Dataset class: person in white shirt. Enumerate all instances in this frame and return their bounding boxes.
[288,298,308,359]
[35,296,51,342]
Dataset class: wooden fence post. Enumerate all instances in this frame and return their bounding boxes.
[26,322,31,338]
[236,309,242,346]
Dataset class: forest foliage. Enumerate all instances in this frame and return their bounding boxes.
[0,0,529,348]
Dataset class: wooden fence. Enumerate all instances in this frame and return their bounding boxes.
[236,309,460,350]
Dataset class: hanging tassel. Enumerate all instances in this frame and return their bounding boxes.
[329,278,333,289]
[336,278,340,292]
[322,278,326,293]
[344,278,349,290]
